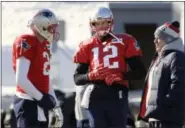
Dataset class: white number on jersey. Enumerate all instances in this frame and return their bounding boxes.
[92,45,119,69]
[43,51,50,75]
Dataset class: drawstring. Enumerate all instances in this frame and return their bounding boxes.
[108,32,124,45]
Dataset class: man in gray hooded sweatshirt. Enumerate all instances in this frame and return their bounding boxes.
[138,21,185,128]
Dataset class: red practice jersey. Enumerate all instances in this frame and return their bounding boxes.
[73,34,142,87]
[12,34,50,94]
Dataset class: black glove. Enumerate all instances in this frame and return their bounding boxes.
[36,93,56,110]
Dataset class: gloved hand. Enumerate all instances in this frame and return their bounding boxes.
[77,119,94,128]
[105,73,123,86]
[52,107,64,128]
[88,64,110,81]
[36,93,56,110]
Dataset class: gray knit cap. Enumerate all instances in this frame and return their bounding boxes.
[154,21,180,43]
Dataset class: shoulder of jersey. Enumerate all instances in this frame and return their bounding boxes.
[15,34,38,46]
[79,37,95,47]
[115,33,135,40]
[115,33,136,44]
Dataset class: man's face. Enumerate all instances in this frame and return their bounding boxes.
[94,20,110,36]
[154,36,165,53]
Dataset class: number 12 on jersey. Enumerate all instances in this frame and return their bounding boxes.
[92,45,119,69]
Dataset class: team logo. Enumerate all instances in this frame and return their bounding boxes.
[35,10,53,18]
[17,39,30,51]
[42,11,53,18]
[111,38,123,44]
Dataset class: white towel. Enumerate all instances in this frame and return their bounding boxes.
[81,85,94,108]
[37,106,47,121]
[75,86,88,120]
[75,86,95,127]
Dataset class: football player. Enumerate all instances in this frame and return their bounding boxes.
[12,9,63,128]
[73,7,146,128]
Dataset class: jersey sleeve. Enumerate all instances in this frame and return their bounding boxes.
[124,36,142,59]
[73,42,89,63]
[14,37,35,61]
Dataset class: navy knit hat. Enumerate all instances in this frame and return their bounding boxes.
[154,21,180,43]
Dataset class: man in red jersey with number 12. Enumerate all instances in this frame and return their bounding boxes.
[73,7,146,128]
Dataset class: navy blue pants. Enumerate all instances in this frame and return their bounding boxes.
[13,96,49,128]
[89,86,128,128]
[149,121,183,128]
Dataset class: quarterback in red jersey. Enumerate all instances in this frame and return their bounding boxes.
[12,35,51,94]
[73,7,146,128]
[12,9,63,128]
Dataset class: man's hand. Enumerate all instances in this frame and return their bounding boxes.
[105,73,123,86]
[52,107,64,128]
[36,93,56,110]
[88,64,110,81]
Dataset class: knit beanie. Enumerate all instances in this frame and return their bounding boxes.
[154,21,180,43]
